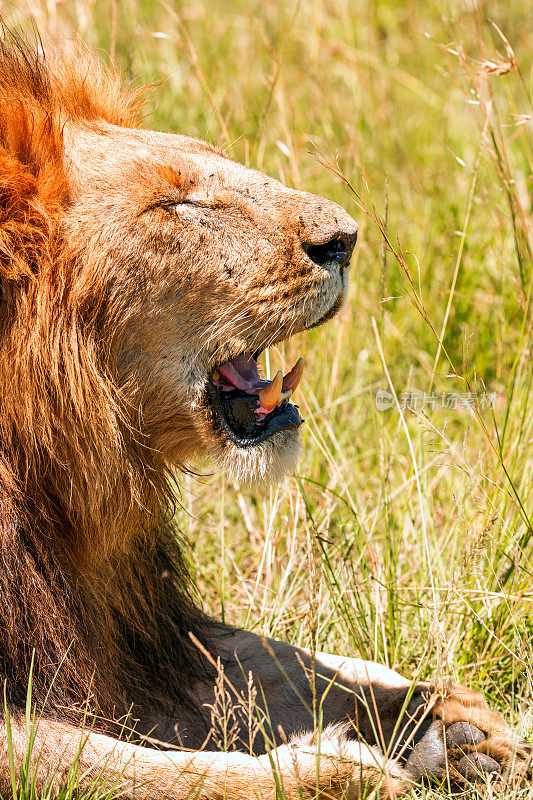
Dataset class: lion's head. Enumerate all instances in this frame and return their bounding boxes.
[0,34,357,502]
[65,124,357,485]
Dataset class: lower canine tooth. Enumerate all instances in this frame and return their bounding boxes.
[282,357,304,392]
[259,370,283,409]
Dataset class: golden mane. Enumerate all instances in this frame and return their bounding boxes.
[0,29,209,723]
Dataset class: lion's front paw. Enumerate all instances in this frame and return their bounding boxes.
[403,684,532,788]
[447,725,532,787]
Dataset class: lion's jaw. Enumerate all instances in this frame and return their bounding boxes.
[64,123,358,486]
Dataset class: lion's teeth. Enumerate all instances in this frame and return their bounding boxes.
[259,370,283,409]
[212,370,220,381]
[282,357,304,393]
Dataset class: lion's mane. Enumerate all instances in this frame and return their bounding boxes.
[0,30,209,723]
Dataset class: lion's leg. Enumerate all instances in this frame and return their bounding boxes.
[174,627,532,789]
[186,627,417,750]
[0,713,413,800]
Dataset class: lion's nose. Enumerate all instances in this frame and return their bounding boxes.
[302,223,358,270]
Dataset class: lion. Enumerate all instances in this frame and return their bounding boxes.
[0,28,530,800]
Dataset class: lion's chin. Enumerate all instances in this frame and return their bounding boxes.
[212,427,302,487]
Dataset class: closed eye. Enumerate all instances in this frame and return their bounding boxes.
[171,199,208,209]
[164,199,212,217]
[143,197,210,217]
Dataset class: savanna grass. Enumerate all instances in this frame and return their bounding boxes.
[4,0,533,797]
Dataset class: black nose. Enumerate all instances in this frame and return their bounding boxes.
[303,230,357,270]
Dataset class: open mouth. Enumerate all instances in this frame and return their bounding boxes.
[206,353,304,447]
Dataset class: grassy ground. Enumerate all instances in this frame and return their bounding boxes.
[7,0,533,797]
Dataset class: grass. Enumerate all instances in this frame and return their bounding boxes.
[5,0,533,797]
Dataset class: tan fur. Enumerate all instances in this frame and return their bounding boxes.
[3,715,416,800]
[0,28,529,800]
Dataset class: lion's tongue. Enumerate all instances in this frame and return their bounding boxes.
[215,354,304,417]
[218,355,264,392]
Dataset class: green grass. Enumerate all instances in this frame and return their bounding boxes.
[6,0,533,797]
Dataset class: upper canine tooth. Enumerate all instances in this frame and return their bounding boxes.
[259,370,283,409]
[282,357,304,393]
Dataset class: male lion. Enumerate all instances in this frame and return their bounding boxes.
[0,30,530,800]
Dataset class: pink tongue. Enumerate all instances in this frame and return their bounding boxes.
[219,355,264,392]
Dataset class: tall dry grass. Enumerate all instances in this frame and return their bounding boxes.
[3,0,533,796]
